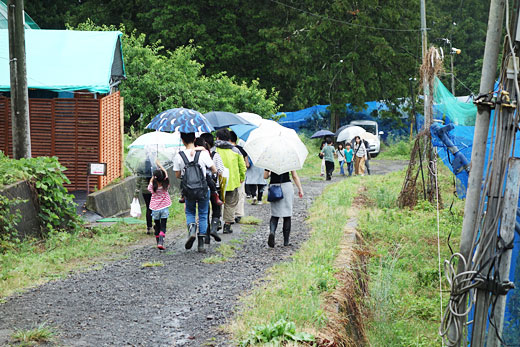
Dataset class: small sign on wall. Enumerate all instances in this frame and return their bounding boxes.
[88,163,107,176]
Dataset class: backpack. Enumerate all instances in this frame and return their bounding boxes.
[179,151,208,201]
[363,140,371,159]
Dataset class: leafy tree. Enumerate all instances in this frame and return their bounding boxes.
[72,20,279,131]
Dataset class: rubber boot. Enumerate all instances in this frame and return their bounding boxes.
[209,218,222,242]
[157,231,166,250]
[205,232,211,245]
[185,223,197,250]
[282,229,291,246]
[268,219,277,248]
[197,235,206,253]
[223,223,233,234]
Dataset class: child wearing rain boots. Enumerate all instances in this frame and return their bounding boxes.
[148,160,171,250]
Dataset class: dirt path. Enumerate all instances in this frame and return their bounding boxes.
[0,159,407,347]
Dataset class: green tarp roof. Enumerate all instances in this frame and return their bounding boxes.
[0,1,40,30]
[0,29,125,94]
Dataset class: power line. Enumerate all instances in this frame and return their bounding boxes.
[270,0,424,33]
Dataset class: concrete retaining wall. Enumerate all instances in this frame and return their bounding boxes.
[86,171,180,218]
[0,181,41,238]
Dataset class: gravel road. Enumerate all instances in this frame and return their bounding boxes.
[0,159,407,346]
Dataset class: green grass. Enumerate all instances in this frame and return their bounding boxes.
[298,136,325,179]
[229,178,357,342]
[0,223,146,298]
[141,261,164,268]
[238,216,262,225]
[202,243,240,264]
[376,139,413,160]
[358,166,463,346]
[11,323,56,345]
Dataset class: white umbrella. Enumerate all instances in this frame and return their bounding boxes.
[245,119,288,143]
[244,126,308,175]
[237,112,263,126]
[336,125,368,143]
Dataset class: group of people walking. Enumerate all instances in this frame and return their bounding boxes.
[320,136,371,180]
[137,128,304,252]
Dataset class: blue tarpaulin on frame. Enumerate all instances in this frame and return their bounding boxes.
[0,29,125,94]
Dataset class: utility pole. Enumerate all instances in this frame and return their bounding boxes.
[420,0,430,129]
[448,0,506,344]
[450,53,455,95]
[7,0,31,159]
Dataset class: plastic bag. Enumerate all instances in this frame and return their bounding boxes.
[130,197,142,218]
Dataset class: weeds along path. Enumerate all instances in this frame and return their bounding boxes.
[0,159,407,346]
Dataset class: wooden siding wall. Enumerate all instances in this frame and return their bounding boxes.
[0,94,122,191]
[99,92,122,189]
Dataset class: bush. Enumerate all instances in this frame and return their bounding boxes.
[0,153,82,239]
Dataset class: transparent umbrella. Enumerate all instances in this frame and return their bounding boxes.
[124,132,184,177]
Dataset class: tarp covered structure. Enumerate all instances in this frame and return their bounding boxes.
[0,0,39,29]
[0,29,125,94]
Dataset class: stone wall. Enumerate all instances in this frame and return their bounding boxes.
[0,181,40,238]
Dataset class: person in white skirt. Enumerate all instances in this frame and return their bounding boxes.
[263,170,304,247]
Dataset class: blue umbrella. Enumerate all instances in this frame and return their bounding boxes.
[146,108,214,133]
[203,111,252,129]
[311,129,335,138]
[230,123,258,141]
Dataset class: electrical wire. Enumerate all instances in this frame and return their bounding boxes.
[269,0,423,32]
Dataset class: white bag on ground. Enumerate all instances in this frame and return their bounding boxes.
[130,197,142,218]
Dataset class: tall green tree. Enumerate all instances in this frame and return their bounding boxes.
[72,20,279,131]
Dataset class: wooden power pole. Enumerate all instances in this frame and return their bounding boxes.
[7,0,31,159]
[420,0,431,129]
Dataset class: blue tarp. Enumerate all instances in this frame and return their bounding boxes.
[0,29,125,93]
[277,101,409,139]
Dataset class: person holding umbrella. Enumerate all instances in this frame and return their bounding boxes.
[264,170,304,247]
[174,132,218,253]
[320,137,335,180]
[353,136,368,175]
[215,129,246,234]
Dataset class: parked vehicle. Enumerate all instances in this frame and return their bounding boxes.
[349,120,384,157]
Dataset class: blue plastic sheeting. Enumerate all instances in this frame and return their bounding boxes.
[0,29,125,93]
[277,105,329,131]
[277,102,410,139]
[431,118,520,344]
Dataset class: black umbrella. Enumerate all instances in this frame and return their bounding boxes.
[203,111,252,129]
[310,129,335,138]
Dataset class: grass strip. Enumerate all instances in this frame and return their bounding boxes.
[229,177,357,343]
[358,166,463,345]
[0,224,146,298]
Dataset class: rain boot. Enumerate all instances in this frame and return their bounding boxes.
[157,231,166,250]
[268,217,278,248]
[185,223,197,250]
[282,217,291,246]
[282,229,291,246]
[210,218,222,242]
[197,235,206,253]
[223,223,233,234]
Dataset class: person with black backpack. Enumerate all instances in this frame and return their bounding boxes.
[174,132,217,253]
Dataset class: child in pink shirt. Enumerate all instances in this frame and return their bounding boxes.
[147,161,171,250]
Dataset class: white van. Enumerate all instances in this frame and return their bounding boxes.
[349,120,383,157]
